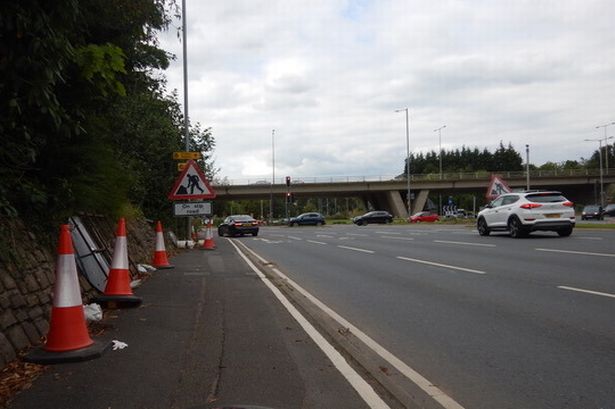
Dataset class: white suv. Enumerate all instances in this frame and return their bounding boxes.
[477,191,575,238]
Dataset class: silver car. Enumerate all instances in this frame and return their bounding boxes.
[477,191,575,238]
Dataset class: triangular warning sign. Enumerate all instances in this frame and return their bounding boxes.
[486,174,512,200]
[168,160,216,201]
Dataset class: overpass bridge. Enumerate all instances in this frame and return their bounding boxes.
[212,169,615,218]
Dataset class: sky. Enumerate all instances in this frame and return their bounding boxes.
[157,0,615,183]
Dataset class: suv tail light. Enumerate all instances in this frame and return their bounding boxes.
[562,201,574,207]
[520,203,542,209]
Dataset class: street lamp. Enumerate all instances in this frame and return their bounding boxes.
[395,108,411,216]
[595,122,615,175]
[585,136,614,207]
[270,129,275,223]
[433,125,446,215]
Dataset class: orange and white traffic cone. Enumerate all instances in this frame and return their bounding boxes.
[201,219,216,250]
[93,218,142,308]
[152,221,174,269]
[25,224,110,364]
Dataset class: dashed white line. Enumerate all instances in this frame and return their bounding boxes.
[317,234,335,238]
[348,233,369,237]
[227,240,391,409]
[287,236,303,241]
[338,245,375,254]
[557,286,615,299]
[396,256,486,275]
[376,231,400,235]
[307,240,327,245]
[575,237,604,241]
[434,240,495,248]
[536,248,615,258]
[380,236,415,241]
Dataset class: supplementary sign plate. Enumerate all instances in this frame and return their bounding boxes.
[174,202,212,216]
[173,151,202,160]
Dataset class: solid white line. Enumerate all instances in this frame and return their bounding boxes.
[287,236,303,241]
[396,256,486,275]
[434,240,496,248]
[227,239,391,409]
[234,241,466,409]
[536,248,615,258]
[557,286,615,299]
[380,236,415,241]
[307,240,327,245]
[338,245,375,254]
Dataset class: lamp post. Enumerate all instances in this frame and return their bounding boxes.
[433,125,446,214]
[525,144,530,190]
[270,129,275,223]
[595,122,615,175]
[181,0,191,239]
[585,137,614,208]
[395,108,411,216]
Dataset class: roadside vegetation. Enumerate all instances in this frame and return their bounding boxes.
[0,0,214,230]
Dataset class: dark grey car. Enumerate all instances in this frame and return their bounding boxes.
[288,212,326,226]
[352,211,393,225]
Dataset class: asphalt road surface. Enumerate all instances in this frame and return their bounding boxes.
[238,224,615,409]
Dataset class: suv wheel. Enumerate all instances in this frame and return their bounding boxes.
[557,227,573,237]
[316,221,323,226]
[477,217,490,236]
[508,216,528,238]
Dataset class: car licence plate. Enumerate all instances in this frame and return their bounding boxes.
[545,213,560,218]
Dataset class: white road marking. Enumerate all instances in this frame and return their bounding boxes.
[396,256,486,275]
[376,231,399,235]
[317,234,335,238]
[380,236,415,241]
[234,241,467,409]
[287,236,303,241]
[338,245,375,254]
[557,286,615,299]
[307,240,327,245]
[348,233,368,237]
[434,240,496,248]
[338,237,351,240]
[227,240,392,409]
[536,248,615,258]
[575,236,603,241]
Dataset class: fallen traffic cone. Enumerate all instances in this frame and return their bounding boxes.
[93,218,142,308]
[152,221,174,269]
[201,219,216,250]
[25,224,110,364]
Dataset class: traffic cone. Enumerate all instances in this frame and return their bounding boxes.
[24,224,110,364]
[201,220,216,250]
[152,221,174,269]
[93,218,142,308]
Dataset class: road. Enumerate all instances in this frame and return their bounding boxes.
[237,224,615,409]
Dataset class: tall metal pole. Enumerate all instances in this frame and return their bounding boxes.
[596,122,615,175]
[396,108,411,216]
[182,0,191,239]
[525,144,530,190]
[434,125,446,215]
[269,129,275,223]
[586,138,605,207]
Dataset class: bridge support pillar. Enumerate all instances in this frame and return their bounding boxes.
[412,190,430,215]
[385,191,408,218]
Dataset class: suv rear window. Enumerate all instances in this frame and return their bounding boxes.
[526,193,567,203]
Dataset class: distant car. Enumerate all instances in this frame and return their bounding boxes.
[604,204,615,217]
[477,191,575,238]
[581,205,604,220]
[288,212,326,226]
[218,215,259,237]
[353,211,393,226]
[408,211,439,223]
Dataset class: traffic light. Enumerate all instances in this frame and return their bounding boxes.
[286,192,292,203]
[285,176,291,187]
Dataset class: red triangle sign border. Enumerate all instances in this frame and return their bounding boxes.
[168,159,216,200]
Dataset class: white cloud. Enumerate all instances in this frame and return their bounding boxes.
[157,0,615,182]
